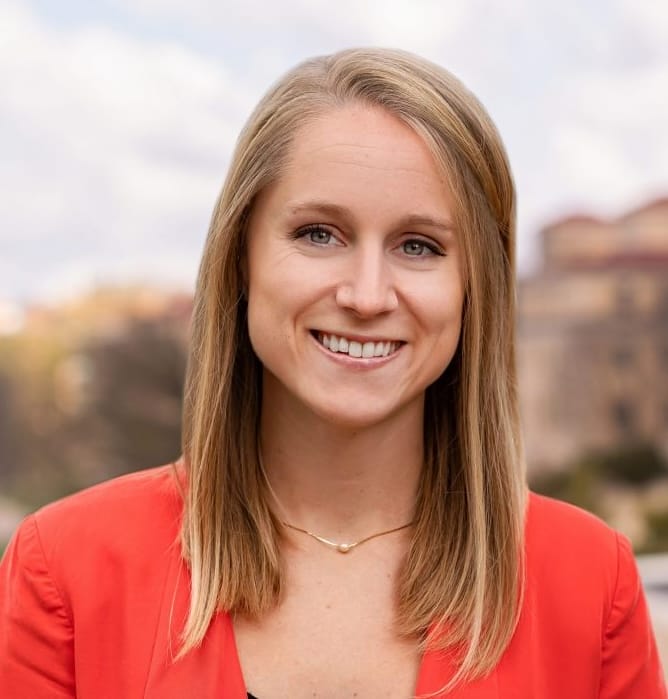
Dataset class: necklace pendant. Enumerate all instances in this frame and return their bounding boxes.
[280,519,414,554]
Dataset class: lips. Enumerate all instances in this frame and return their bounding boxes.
[314,331,402,358]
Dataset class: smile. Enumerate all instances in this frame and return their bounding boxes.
[314,331,403,358]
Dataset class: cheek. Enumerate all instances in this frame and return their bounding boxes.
[247,296,291,348]
[245,300,264,367]
[416,280,465,372]
[424,303,464,383]
[408,272,465,331]
[246,279,302,369]
[246,296,265,354]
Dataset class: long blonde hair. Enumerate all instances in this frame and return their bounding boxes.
[180,47,526,688]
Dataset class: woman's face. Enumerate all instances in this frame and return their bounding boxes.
[246,103,465,428]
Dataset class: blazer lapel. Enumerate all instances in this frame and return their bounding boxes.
[415,646,499,698]
[144,552,247,698]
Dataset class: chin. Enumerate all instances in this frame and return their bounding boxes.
[306,395,410,431]
[315,411,386,431]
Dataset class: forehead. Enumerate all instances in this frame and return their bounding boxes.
[288,105,445,180]
[257,104,454,223]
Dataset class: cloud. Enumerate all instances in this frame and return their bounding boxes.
[515,57,668,248]
[484,1,668,268]
[0,0,252,300]
[116,0,472,49]
[617,0,668,56]
[1,0,667,299]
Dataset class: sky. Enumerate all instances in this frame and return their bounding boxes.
[1,0,667,304]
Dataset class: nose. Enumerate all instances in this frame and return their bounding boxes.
[335,244,399,317]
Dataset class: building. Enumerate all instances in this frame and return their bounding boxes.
[518,197,668,472]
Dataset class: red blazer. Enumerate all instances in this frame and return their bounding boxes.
[0,465,665,698]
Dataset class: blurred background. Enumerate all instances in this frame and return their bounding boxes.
[1,0,667,661]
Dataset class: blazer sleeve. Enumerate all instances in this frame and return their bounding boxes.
[0,515,76,698]
[599,532,667,698]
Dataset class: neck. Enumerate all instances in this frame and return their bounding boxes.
[259,376,423,541]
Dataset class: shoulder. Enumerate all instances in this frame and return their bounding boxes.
[518,495,666,696]
[526,490,619,555]
[27,464,184,583]
[34,462,183,524]
[0,465,187,691]
[524,491,632,621]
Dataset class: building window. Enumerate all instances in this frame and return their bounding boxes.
[612,346,634,367]
[612,400,635,435]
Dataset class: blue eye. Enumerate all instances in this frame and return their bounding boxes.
[402,239,443,256]
[297,225,335,245]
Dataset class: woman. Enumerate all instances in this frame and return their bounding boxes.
[0,48,664,698]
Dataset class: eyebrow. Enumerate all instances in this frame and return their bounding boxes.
[285,200,455,233]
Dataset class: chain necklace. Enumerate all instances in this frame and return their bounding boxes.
[258,448,414,554]
[281,520,414,553]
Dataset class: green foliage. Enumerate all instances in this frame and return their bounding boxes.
[531,442,668,553]
[0,315,187,509]
[532,442,668,508]
[639,509,668,554]
[80,318,186,482]
[589,443,667,486]
[530,459,605,518]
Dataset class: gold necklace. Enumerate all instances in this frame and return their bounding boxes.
[257,448,414,554]
[281,520,414,553]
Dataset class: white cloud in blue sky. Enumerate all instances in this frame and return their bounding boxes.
[1,0,667,303]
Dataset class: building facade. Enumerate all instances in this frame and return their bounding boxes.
[518,198,668,472]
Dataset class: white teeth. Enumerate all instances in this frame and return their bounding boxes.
[362,342,375,358]
[317,333,400,359]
